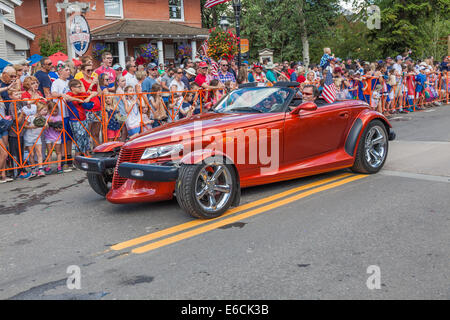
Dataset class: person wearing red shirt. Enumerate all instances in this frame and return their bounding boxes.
[66,79,98,156]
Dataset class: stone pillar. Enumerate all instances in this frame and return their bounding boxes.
[157,40,164,66]
[118,40,126,68]
[191,40,197,60]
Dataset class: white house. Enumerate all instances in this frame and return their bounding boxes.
[0,0,35,63]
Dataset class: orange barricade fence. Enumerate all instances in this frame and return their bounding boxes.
[0,88,223,175]
[0,76,448,175]
[335,71,449,114]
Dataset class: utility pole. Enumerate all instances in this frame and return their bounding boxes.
[56,0,90,59]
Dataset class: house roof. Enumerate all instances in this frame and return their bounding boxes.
[91,19,209,40]
[1,16,35,40]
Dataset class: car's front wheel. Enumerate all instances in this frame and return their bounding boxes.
[351,119,389,174]
[87,171,112,197]
[176,161,237,219]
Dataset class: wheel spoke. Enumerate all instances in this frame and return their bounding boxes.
[196,186,208,200]
[208,194,217,209]
[214,184,231,193]
[211,165,224,182]
[370,149,381,161]
[372,135,385,146]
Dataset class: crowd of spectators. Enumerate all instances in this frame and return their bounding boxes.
[0,48,448,183]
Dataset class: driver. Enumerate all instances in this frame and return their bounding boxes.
[302,85,319,102]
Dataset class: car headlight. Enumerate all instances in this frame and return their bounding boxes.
[141,144,184,160]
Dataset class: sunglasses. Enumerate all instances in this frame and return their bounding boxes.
[221,64,228,67]
[86,69,93,72]
[45,62,52,66]
[302,92,313,96]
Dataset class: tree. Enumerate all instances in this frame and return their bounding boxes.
[39,34,66,57]
[368,0,450,58]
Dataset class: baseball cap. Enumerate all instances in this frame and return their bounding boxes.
[185,67,196,76]
[198,61,208,68]
[112,63,122,71]
[147,63,157,70]
[396,55,403,61]
[243,60,249,65]
[194,58,203,63]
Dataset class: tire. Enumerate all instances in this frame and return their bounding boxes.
[87,172,112,197]
[351,119,389,174]
[175,161,237,219]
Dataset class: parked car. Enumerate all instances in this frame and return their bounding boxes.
[75,82,395,219]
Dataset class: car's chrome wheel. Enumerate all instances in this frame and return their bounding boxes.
[364,125,387,169]
[176,161,238,219]
[351,120,389,174]
[195,164,233,213]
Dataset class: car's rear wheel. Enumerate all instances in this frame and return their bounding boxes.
[351,119,388,174]
[176,161,237,219]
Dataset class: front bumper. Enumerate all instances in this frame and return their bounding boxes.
[117,162,179,182]
[74,155,117,174]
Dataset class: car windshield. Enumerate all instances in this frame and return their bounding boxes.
[213,87,291,113]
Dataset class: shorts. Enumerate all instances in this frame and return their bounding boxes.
[86,110,102,123]
[63,117,74,144]
[70,120,90,154]
[0,130,8,138]
[24,137,42,147]
[107,129,120,139]
[46,137,61,145]
[127,126,140,136]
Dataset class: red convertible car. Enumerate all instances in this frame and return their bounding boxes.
[75,82,395,219]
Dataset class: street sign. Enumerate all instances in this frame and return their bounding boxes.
[240,38,249,54]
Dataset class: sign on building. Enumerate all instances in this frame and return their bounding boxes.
[68,14,91,57]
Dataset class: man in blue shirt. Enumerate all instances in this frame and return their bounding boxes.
[142,63,159,99]
[34,57,53,98]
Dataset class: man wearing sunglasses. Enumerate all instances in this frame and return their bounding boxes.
[218,60,236,86]
[93,52,115,92]
[0,66,19,114]
[34,57,53,99]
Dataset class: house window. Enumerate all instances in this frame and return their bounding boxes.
[40,0,48,24]
[169,0,184,21]
[104,0,123,18]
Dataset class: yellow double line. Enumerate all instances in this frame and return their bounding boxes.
[110,172,367,254]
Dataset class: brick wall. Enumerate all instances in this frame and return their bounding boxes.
[15,0,202,56]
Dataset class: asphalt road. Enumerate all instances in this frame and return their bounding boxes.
[0,105,449,300]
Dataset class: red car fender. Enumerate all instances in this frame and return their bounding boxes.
[345,110,392,157]
[180,149,234,165]
[93,141,124,153]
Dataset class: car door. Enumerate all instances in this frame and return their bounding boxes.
[284,102,352,165]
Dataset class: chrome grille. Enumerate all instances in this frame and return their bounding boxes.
[112,147,146,190]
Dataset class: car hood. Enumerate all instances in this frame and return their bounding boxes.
[124,112,284,149]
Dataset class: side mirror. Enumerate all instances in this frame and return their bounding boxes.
[290,101,317,115]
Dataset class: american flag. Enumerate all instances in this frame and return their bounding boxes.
[322,71,337,103]
[200,40,208,56]
[210,59,219,77]
[205,0,231,8]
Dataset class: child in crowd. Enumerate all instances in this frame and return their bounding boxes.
[123,85,141,138]
[141,103,154,132]
[44,101,63,174]
[178,92,196,119]
[371,84,382,112]
[24,101,48,177]
[149,83,168,128]
[104,95,121,142]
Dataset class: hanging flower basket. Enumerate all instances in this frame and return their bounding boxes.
[140,43,158,60]
[177,44,192,60]
[207,27,239,62]
[93,43,108,61]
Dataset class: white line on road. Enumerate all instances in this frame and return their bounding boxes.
[380,170,450,183]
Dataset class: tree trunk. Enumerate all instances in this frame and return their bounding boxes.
[298,0,310,67]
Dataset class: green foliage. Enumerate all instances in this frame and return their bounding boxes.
[203,0,449,64]
[39,34,66,57]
